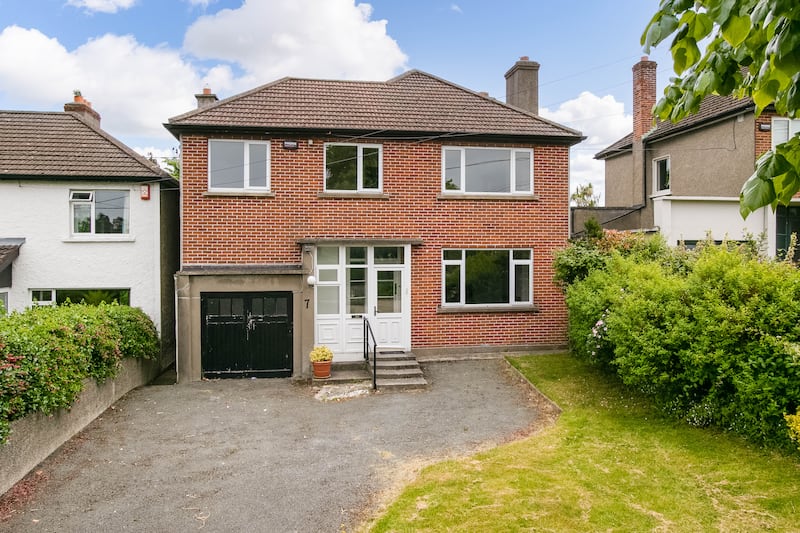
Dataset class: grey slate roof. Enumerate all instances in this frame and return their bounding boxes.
[0,111,169,181]
[595,95,755,159]
[167,70,584,144]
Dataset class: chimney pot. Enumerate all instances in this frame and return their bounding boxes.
[196,88,218,109]
[64,94,101,129]
[505,56,540,115]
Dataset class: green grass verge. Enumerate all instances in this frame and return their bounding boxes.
[368,354,800,532]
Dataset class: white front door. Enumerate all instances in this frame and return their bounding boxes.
[315,245,410,361]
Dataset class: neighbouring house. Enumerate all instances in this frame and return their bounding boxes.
[0,96,179,364]
[576,56,799,256]
[165,57,584,382]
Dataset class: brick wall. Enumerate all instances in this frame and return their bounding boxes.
[181,135,570,347]
[754,111,776,158]
[633,58,658,141]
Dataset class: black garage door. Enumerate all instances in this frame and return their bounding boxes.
[201,292,293,378]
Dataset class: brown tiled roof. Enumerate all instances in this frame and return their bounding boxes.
[167,70,584,143]
[595,95,755,159]
[0,111,169,180]
[594,133,633,159]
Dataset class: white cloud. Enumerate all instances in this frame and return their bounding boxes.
[183,0,408,82]
[184,0,213,7]
[67,0,137,14]
[541,91,632,205]
[450,4,463,13]
[0,1,409,152]
[0,26,200,142]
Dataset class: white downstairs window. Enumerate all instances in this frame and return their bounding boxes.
[442,249,532,307]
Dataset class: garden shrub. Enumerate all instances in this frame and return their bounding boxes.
[787,410,800,451]
[563,232,800,451]
[0,303,159,444]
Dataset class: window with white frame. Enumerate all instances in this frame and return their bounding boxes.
[0,291,7,315]
[442,249,532,306]
[209,139,270,191]
[442,147,533,194]
[31,289,55,306]
[30,288,130,306]
[70,190,130,235]
[324,143,382,192]
[772,118,800,148]
[653,156,670,193]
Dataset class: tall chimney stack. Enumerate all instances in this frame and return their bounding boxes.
[64,92,101,129]
[195,87,218,109]
[505,56,540,115]
[633,56,657,140]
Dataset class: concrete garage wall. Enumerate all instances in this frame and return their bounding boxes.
[0,357,161,497]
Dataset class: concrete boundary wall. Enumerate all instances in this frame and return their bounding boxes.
[0,357,161,496]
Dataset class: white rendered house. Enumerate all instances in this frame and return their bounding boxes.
[0,98,179,363]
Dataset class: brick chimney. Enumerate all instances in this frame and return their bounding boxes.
[195,87,218,109]
[64,93,101,129]
[505,56,540,115]
[633,56,657,140]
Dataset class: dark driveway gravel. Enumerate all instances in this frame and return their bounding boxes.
[0,358,557,532]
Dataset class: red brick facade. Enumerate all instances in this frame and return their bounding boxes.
[180,134,570,348]
[754,111,776,159]
[632,57,657,141]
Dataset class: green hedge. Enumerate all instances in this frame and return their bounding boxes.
[0,303,159,444]
[562,235,800,451]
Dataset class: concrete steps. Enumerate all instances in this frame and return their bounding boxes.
[369,351,428,391]
[313,351,428,391]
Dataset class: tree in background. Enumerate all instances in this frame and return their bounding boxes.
[642,0,800,218]
[571,183,600,207]
[163,156,180,180]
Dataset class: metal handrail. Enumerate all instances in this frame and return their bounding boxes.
[363,316,378,390]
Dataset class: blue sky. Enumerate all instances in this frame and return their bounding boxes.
[0,0,675,201]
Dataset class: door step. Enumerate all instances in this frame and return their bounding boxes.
[313,351,428,391]
[368,350,428,391]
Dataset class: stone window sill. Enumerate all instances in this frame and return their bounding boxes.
[318,192,390,200]
[437,194,538,201]
[437,304,539,314]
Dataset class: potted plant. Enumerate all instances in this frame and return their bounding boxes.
[309,345,334,379]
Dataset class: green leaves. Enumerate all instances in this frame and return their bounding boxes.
[740,135,800,218]
[0,304,159,444]
[643,0,800,218]
[643,13,679,51]
[722,13,752,46]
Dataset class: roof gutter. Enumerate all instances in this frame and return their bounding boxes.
[163,123,585,147]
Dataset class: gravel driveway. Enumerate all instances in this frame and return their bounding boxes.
[0,358,557,532]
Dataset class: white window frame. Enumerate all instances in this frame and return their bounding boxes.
[69,189,130,236]
[0,291,7,315]
[323,143,383,192]
[441,146,534,195]
[208,139,271,192]
[772,118,800,149]
[653,155,671,194]
[31,289,55,306]
[441,248,533,307]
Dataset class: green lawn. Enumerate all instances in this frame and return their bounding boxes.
[367,354,800,532]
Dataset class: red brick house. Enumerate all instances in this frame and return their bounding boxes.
[166,58,583,382]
